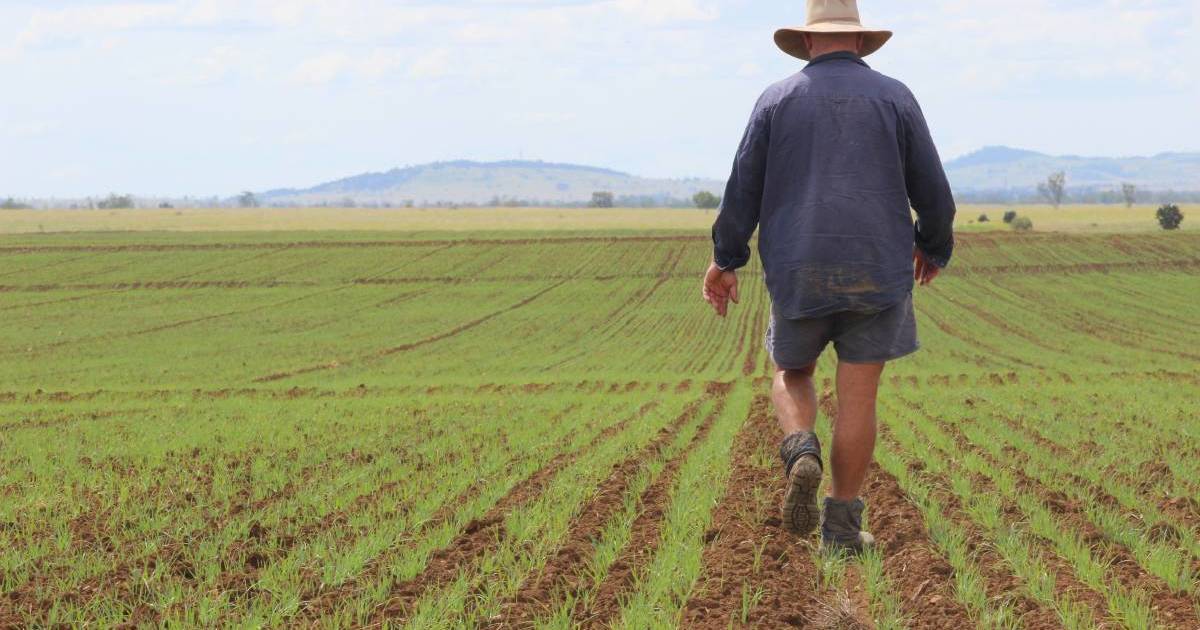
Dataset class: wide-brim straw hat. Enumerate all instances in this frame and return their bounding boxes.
[775,0,892,61]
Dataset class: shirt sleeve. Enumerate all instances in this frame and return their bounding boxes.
[901,97,956,268]
[711,95,772,271]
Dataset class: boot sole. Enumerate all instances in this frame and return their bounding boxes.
[781,455,821,536]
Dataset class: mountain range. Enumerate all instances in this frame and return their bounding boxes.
[259,147,1200,206]
[943,146,1200,193]
[261,160,724,206]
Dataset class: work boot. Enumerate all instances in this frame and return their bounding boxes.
[820,497,876,556]
[779,431,822,536]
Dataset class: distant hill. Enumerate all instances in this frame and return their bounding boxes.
[945,146,1200,193]
[258,149,1200,207]
[261,160,725,206]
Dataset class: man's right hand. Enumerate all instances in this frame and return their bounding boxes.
[702,262,739,317]
[914,249,942,286]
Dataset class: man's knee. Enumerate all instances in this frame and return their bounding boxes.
[776,363,817,380]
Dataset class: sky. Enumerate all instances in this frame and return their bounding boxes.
[2,0,1198,198]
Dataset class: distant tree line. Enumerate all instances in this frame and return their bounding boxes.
[1,198,33,210]
[954,187,1200,204]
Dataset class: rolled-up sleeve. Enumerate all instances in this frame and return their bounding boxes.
[901,98,956,268]
[711,96,772,271]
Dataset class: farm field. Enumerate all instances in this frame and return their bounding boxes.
[0,203,1191,235]
[0,226,1198,628]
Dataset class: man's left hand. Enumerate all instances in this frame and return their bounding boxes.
[702,262,739,317]
[914,249,942,286]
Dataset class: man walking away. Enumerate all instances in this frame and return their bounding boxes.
[701,0,956,555]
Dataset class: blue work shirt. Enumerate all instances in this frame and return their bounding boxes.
[711,51,956,319]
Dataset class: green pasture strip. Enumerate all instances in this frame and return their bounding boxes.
[951,233,1200,271]
[1000,273,1200,343]
[887,400,1161,629]
[613,383,750,629]
[999,380,1200,500]
[901,291,1038,376]
[963,274,1199,372]
[1096,272,1200,316]
[399,392,712,629]
[947,380,1200,516]
[935,387,1200,574]
[921,277,1120,370]
[304,278,746,389]
[1,282,548,390]
[252,394,652,628]
[883,402,1104,629]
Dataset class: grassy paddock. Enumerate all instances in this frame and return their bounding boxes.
[0,203,1191,234]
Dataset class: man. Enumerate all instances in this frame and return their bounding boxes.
[702,0,955,554]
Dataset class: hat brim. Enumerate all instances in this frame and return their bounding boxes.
[774,25,892,61]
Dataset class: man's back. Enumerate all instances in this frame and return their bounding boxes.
[712,51,955,319]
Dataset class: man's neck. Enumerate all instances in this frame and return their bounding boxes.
[809,46,860,58]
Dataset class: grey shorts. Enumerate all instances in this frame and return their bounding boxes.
[765,293,919,369]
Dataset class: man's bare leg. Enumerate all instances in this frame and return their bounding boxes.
[772,363,817,435]
[830,361,885,501]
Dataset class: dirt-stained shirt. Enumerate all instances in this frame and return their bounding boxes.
[711,51,956,319]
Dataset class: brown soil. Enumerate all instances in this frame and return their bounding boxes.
[360,401,659,626]
[875,429,1078,630]
[567,393,728,629]
[682,394,838,629]
[861,464,976,629]
[484,393,719,628]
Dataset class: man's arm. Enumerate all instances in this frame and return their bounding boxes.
[704,97,770,317]
[901,98,956,271]
[711,97,771,272]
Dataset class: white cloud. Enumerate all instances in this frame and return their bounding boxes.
[736,62,764,77]
[610,0,718,24]
[290,52,351,85]
[15,3,174,47]
[408,48,453,80]
[2,121,58,138]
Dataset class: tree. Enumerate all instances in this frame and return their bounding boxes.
[238,191,260,208]
[1,198,31,210]
[692,191,721,209]
[977,213,989,223]
[1156,204,1184,231]
[589,191,614,208]
[97,194,134,209]
[1012,216,1034,232]
[1037,171,1066,208]
[1121,183,1137,208]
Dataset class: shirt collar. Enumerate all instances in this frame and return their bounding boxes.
[805,51,869,68]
